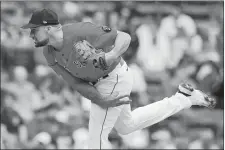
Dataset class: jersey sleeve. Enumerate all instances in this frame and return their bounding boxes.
[78,22,117,51]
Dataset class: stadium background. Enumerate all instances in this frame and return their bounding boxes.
[1,1,224,149]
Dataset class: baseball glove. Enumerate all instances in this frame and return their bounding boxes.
[74,40,109,70]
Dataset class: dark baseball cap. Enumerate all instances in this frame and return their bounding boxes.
[21,9,59,29]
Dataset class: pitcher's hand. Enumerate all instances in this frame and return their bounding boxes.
[99,92,131,109]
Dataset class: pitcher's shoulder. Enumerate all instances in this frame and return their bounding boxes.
[61,22,88,38]
[62,22,89,32]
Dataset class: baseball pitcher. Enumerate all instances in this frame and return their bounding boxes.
[22,9,216,149]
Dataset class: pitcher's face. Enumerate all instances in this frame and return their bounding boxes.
[29,26,49,47]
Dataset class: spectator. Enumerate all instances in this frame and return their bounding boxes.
[119,129,150,149]
[150,129,177,149]
[1,105,28,148]
[72,127,89,149]
[158,7,199,70]
[56,135,73,149]
[188,139,204,149]
[5,66,35,122]
[31,132,54,149]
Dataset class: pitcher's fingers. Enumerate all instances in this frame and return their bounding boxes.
[120,99,132,103]
[116,94,130,100]
[111,92,119,98]
[116,100,131,106]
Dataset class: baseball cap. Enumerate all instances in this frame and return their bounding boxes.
[21,9,59,29]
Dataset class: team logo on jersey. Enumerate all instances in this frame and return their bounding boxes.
[73,60,85,68]
[95,48,103,54]
[72,41,87,68]
[93,59,99,68]
[102,26,111,32]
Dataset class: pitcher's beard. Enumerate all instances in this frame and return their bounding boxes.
[35,38,49,47]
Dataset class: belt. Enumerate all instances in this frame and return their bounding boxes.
[91,74,109,85]
[91,58,124,86]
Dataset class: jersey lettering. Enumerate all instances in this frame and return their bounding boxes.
[74,60,86,68]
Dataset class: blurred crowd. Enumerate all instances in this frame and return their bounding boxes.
[1,1,224,149]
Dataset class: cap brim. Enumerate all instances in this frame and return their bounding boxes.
[21,23,41,29]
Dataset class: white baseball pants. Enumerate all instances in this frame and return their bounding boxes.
[88,62,192,149]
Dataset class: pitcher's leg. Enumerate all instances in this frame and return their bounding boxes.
[115,84,216,135]
[88,63,133,148]
[115,92,191,135]
[88,76,131,148]
[88,102,124,149]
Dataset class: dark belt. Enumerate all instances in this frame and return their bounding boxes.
[91,59,125,85]
[91,74,109,85]
[91,66,128,86]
